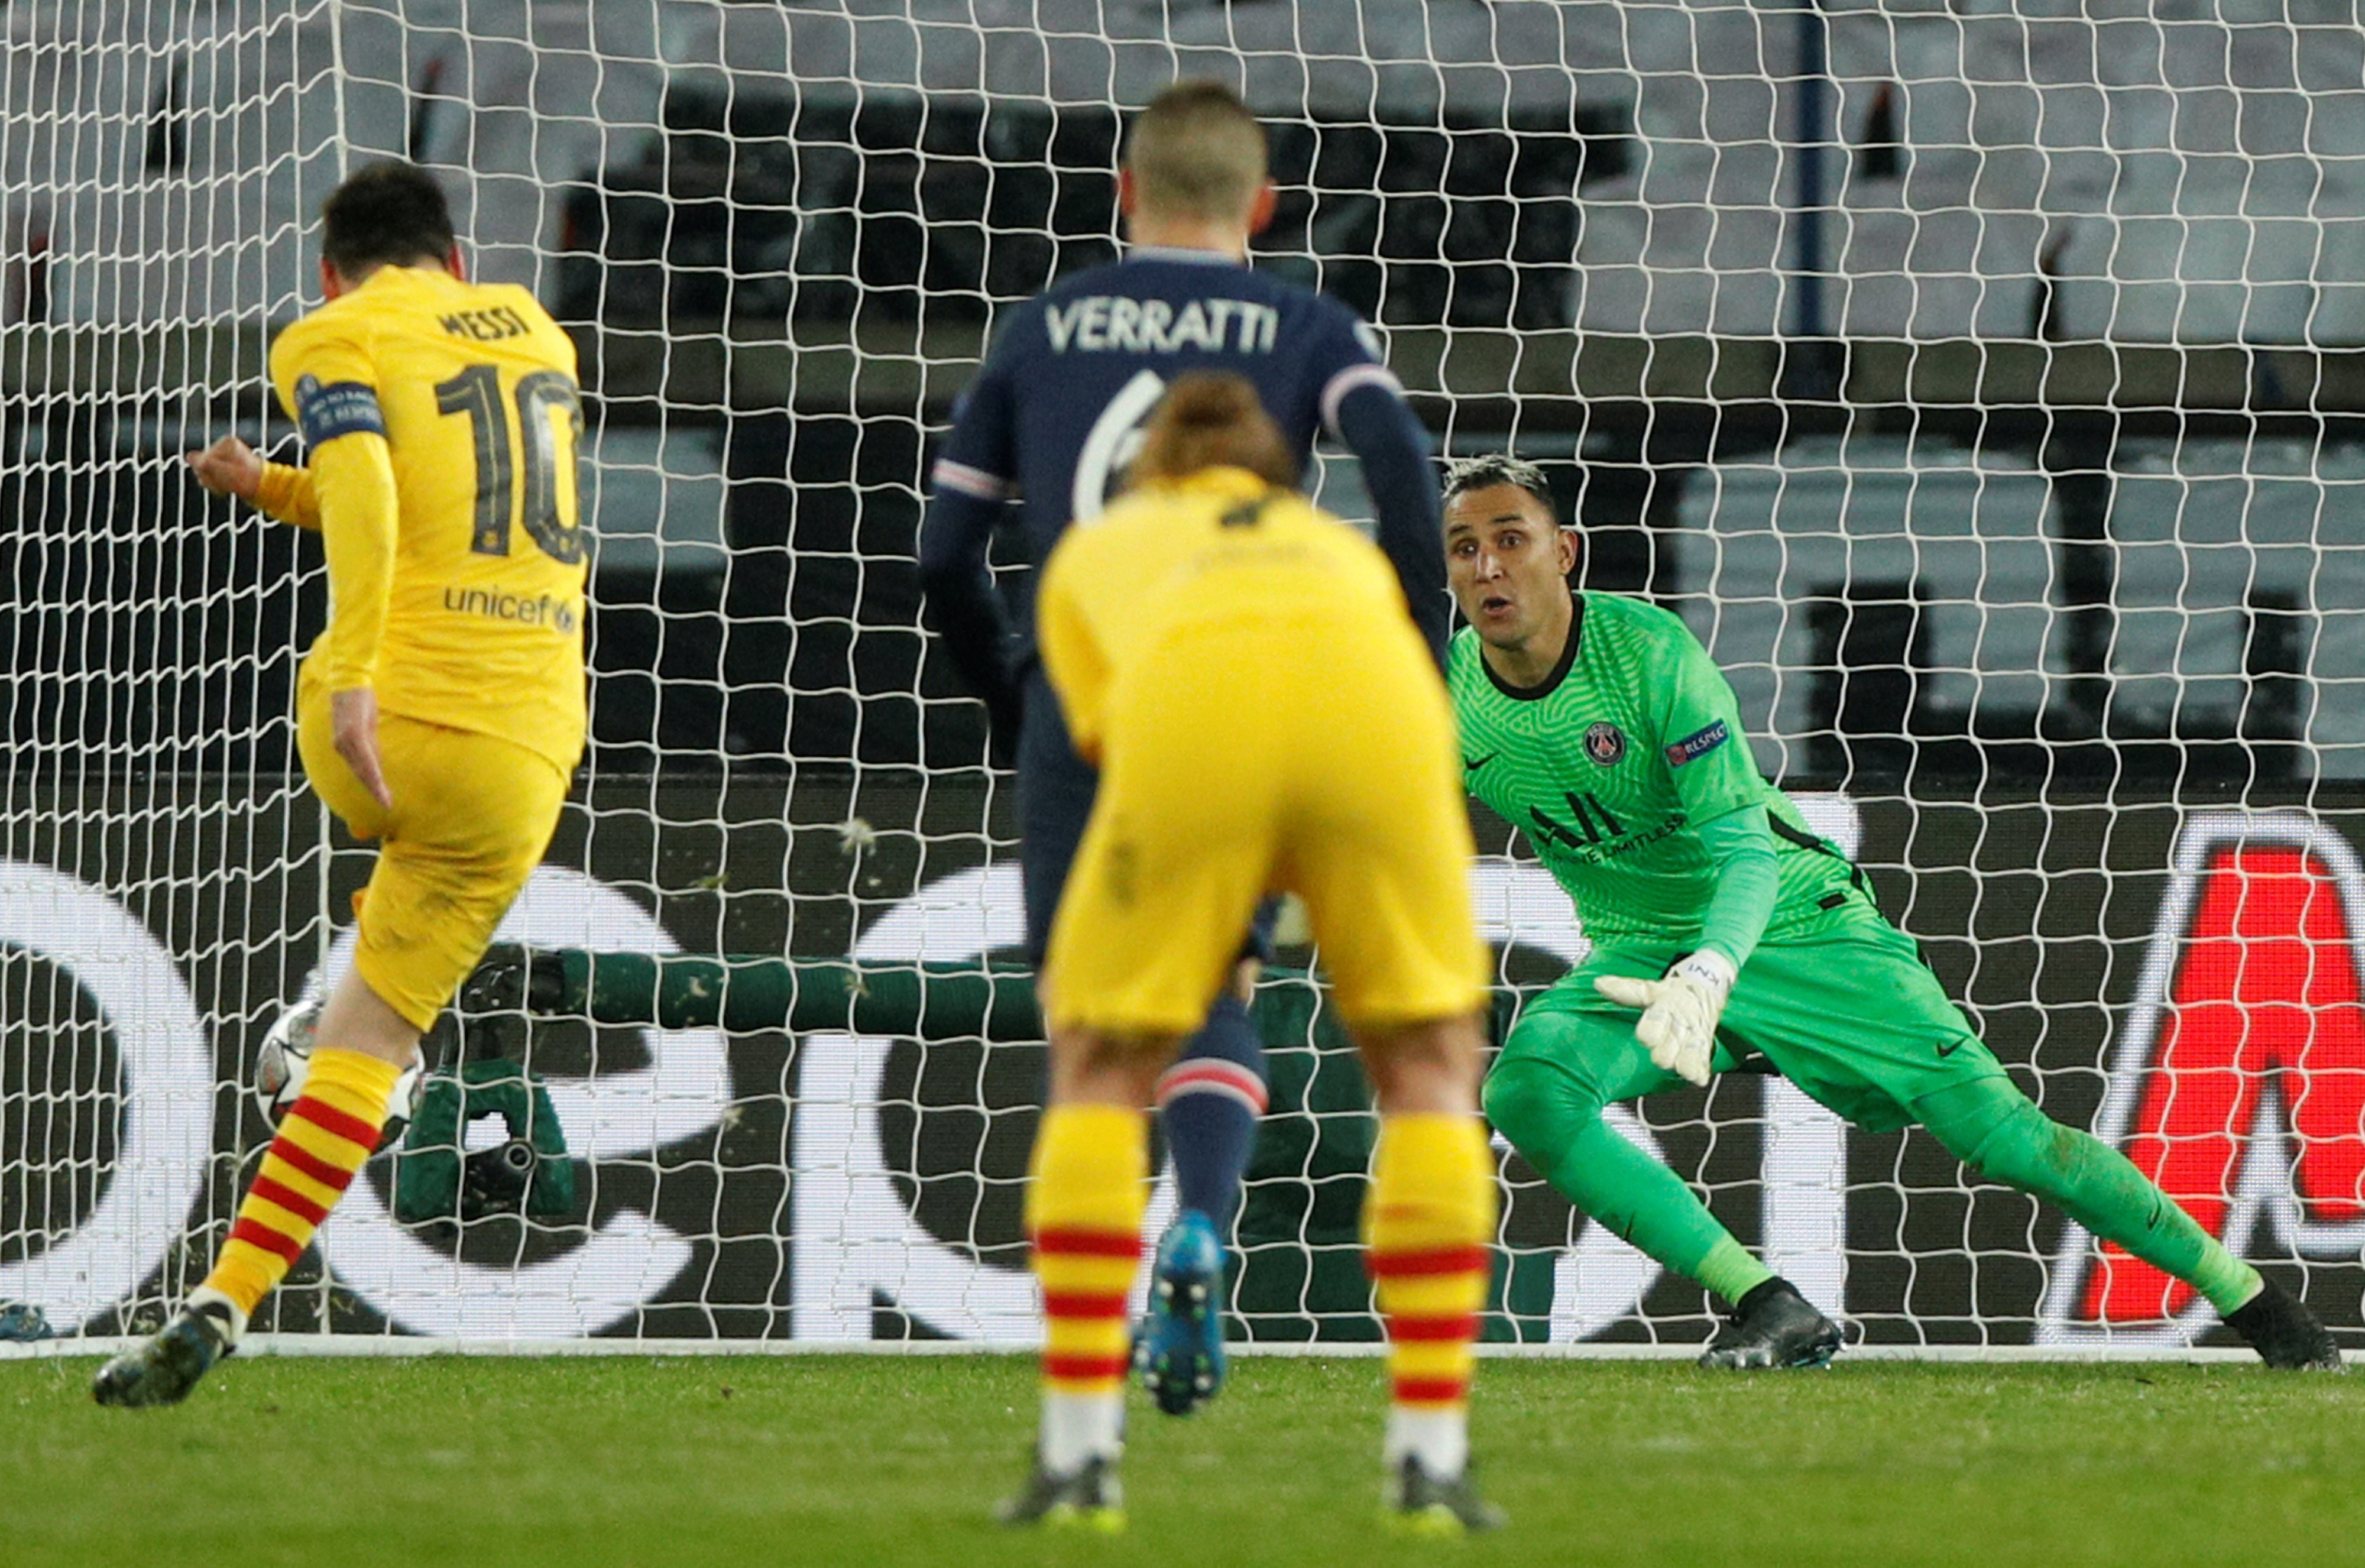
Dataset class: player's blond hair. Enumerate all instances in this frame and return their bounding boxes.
[1130,372,1298,490]
[1125,81,1268,222]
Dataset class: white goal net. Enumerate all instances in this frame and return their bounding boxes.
[3,0,2363,1355]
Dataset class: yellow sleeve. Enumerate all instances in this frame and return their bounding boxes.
[311,435,400,691]
[1036,546,1112,764]
[251,461,320,530]
[271,313,399,690]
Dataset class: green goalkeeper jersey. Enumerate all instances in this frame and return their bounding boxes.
[1447,591,1862,948]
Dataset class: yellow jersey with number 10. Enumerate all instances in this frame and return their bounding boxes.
[269,265,587,772]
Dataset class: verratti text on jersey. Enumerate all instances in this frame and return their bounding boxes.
[1044,294,1282,355]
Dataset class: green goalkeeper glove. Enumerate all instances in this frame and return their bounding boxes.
[1592,950,1737,1088]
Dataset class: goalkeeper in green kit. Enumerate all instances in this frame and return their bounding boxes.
[1442,454,2343,1371]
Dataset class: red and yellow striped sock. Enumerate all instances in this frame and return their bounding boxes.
[201,1047,403,1321]
[1365,1112,1496,1478]
[1027,1104,1148,1472]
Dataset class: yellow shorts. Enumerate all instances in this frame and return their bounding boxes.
[299,682,569,1031]
[1045,615,1488,1035]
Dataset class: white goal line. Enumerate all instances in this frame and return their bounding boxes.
[0,1337,2314,1366]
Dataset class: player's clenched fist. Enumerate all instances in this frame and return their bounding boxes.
[1593,950,1737,1088]
[186,436,263,501]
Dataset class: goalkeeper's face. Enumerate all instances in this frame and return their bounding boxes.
[1444,483,1579,653]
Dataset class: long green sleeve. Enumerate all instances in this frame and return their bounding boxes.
[1693,803,1780,972]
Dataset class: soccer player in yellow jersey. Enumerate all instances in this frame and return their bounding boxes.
[95,161,587,1407]
[1002,372,1502,1534]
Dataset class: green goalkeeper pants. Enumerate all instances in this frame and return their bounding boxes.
[1482,915,2259,1314]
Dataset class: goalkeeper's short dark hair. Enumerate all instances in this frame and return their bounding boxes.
[1443,453,1560,516]
[320,161,458,276]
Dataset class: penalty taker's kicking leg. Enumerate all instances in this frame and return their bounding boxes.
[93,967,418,1407]
[1483,1009,1841,1371]
[1911,1077,2342,1371]
[95,710,569,1409]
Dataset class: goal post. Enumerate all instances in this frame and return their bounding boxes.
[3,2,2363,1355]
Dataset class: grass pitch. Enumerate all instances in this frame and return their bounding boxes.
[4,1352,2358,1567]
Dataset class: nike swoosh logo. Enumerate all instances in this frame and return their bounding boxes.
[1936,1039,1962,1059]
[1463,753,1498,773]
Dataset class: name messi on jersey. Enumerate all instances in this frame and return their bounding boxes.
[1044,296,1280,355]
[438,306,535,342]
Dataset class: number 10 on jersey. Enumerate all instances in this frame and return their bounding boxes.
[434,362,585,564]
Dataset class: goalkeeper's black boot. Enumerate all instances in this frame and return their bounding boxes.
[998,1453,1126,1532]
[2225,1278,2345,1371]
[1383,1456,1506,1537]
[92,1297,241,1409]
[1700,1277,1842,1371]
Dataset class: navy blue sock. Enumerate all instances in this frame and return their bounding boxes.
[1156,993,1268,1234]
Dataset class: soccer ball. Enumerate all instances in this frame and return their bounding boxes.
[254,988,423,1154]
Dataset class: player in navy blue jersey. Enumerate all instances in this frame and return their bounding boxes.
[918,80,1449,1420]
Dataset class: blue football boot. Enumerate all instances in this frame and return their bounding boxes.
[1135,1209,1227,1415]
